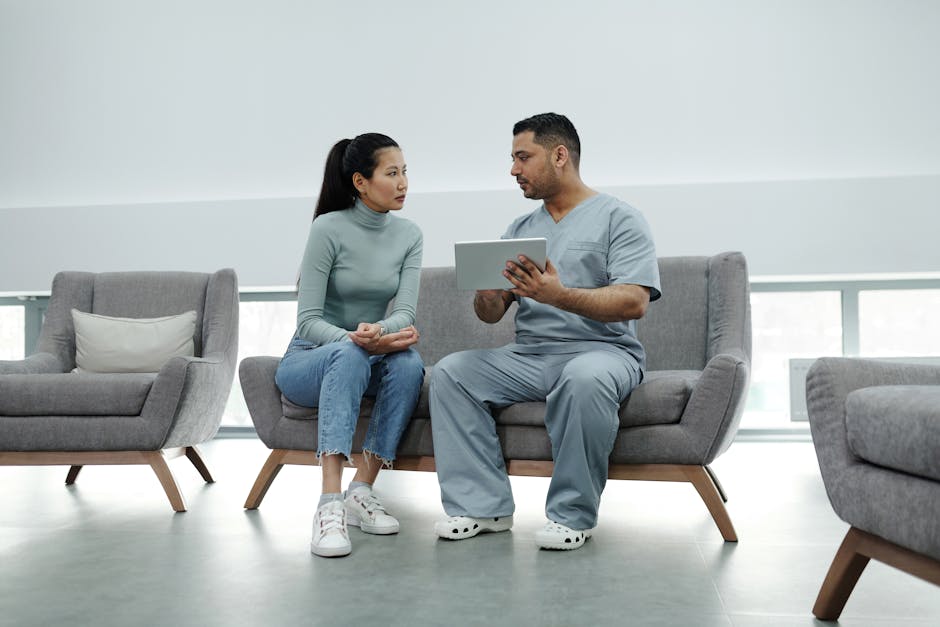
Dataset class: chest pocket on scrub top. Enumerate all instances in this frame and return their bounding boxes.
[561,240,608,287]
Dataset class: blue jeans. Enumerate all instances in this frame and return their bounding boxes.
[275,338,425,464]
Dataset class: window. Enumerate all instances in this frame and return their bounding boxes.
[224,299,297,427]
[744,291,842,428]
[859,289,940,357]
[7,282,938,433]
[0,305,26,361]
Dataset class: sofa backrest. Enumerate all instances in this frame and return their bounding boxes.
[638,256,711,371]
[640,252,751,371]
[414,267,515,366]
[91,272,212,356]
[36,269,239,371]
[415,252,750,372]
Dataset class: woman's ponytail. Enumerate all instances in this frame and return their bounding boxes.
[313,138,355,219]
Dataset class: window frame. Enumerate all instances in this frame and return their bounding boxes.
[5,277,940,438]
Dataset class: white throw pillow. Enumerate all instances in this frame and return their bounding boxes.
[71,309,197,373]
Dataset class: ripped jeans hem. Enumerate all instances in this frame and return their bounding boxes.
[317,449,354,466]
[361,448,395,470]
[317,449,395,470]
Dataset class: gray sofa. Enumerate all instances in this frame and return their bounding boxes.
[0,269,239,512]
[240,253,751,540]
[806,357,940,620]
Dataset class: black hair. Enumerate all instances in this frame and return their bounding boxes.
[313,133,400,219]
[512,112,581,168]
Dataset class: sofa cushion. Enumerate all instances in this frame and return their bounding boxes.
[845,385,940,482]
[494,370,696,428]
[0,373,156,416]
[619,370,698,427]
[283,367,435,420]
[281,367,696,430]
[282,394,375,420]
[281,396,313,419]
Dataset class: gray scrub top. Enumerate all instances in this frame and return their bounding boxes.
[502,193,661,368]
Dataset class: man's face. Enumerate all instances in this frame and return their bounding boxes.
[510,131,559,200]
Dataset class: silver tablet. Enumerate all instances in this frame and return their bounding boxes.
[454,237,548,290]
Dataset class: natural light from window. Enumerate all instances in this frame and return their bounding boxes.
[859,289,940,357]
[743,291,842,429]
[225,300,297,427]
[0,305,25,361]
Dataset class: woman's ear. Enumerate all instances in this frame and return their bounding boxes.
[352,172,366,194]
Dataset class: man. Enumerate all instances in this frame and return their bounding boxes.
[430,112,661,550]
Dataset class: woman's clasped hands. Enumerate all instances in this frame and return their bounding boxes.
[349,322,420,355]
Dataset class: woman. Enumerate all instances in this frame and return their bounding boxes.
[275,133,424,557]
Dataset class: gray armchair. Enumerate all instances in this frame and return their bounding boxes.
[0,269,239,512]
[241,253,750,540]
[806,357,940,620]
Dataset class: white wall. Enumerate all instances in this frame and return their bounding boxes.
[2,1,939,291]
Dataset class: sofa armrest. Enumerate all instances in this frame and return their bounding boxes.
[677,352,750,463]
[238,356,283,445]
[806,357,940,551]
[141,352,235,448]
[0,352,65,375]
[806,357,940,481]
[706,252,751,364]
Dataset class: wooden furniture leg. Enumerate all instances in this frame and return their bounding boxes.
[244,449,291,509]
[145,450,187,513]
[65,465,83,485]
[813,527,940,621]
[185,446,214,483]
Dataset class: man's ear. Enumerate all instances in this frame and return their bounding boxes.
[554,145,569,168]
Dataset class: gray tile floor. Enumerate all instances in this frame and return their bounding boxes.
[2,438,938,627]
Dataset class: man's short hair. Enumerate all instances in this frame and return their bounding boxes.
[513,112,581,168]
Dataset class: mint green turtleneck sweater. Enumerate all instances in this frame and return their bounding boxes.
[295,199,423,345]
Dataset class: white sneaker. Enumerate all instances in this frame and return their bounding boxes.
[535,520,593,550]
[311,500,351,557]
[435,515,513,540]
[345,486,400,535]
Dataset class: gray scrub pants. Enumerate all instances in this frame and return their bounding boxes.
[430,346,641,530]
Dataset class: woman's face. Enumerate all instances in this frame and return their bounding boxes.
[355,147,408,213]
